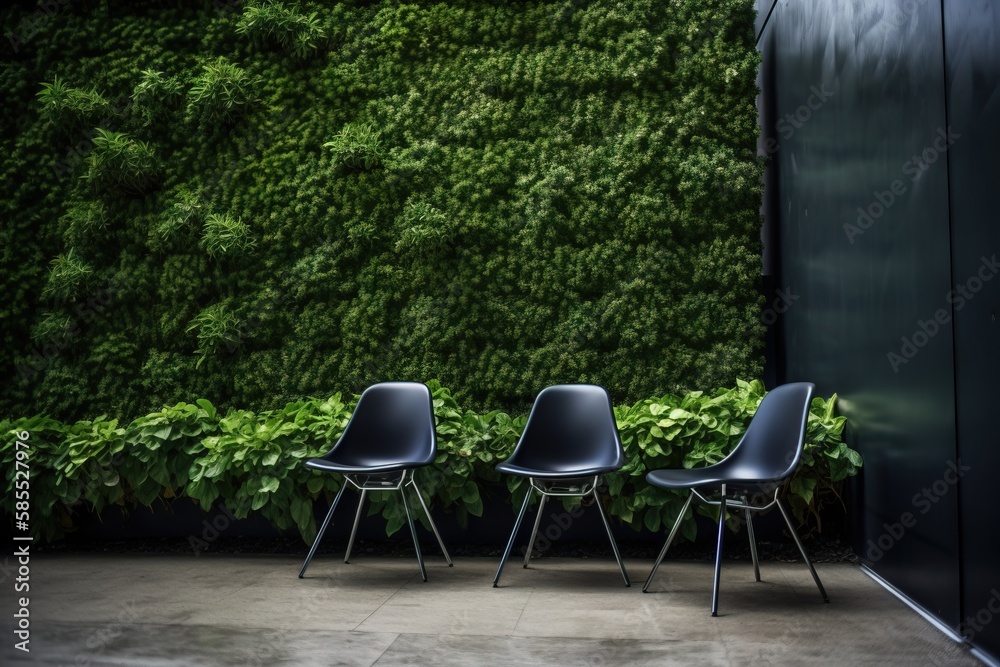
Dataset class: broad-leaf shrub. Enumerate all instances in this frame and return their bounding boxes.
[1,381,859,544]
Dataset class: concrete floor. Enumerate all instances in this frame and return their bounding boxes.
[0,553,983,666]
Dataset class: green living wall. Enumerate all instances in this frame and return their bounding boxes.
[0,0,764,421]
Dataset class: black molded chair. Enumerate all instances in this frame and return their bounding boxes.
[642,381,828,615]
[493,384,630,587]
[297,382,452,581]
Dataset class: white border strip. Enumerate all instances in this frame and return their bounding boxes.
[971,648,1000,667]
[859,565,967,644]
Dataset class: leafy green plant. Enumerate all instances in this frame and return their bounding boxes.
[30,312,75,345]
[124,400,222,505]
[186,394,352,542]
[37,76,113,130]
[81,129,161,196]
[42,250,94,302]
[606,380,857,539]
[395,201,452,253]
[236,1,327,59]
[1,381,861,545]
[150,188,204,251]
[186,303,242,367]
[199,213,255,258]
[60,200,108,247]
[130,69,184,126]
[186,57,256,123]
[324,123,385,171]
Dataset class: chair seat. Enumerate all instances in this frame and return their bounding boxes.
[304,457,423,475]
[646,461,790,490]
[495,461,620,478]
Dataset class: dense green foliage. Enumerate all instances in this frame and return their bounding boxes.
[1,380,860,544]
[1,0,764,420]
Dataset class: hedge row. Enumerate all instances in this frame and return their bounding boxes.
[1,380,861,544]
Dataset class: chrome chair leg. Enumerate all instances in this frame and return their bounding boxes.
[494,488,533,587]
[344,489,367,564]
[523,494,548,568]
[400,481,427,582]
[594,488,630,587]
[643,491,694,592]
[744,504,761,582]
[776,497,829,602]
[409,477,453,566]
[711,489,727,616]
[299,483,347,578]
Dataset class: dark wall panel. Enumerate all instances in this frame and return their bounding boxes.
[759,0,961,625]
[944,0,1000,659]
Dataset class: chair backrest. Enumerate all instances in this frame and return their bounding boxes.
[722,382,815,483]
[327,382,436,468]
[504,384,625,474]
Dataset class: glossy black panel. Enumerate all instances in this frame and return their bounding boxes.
[944,0,1000,659]
[760,0,961,625]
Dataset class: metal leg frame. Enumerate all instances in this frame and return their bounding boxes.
[776,497,829,602]
[744,500,760,582]
[643,485,829,613]
[300,470,452,581]
[522,495,548,567]
[642,491,694,592]
[299,483,347,578]
[400,479,427,582]
[711,486,726,616]
[494,488,534,587]
[409,477,453,566]
[496,477,629,587]
[344,490,367,564]
[593,487,631,587]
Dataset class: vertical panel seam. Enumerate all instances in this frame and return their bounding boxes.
[939,0,965,633]
[755,0,779,47]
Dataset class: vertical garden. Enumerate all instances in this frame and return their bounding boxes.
[1,0,765,421]
[1,1,852,545]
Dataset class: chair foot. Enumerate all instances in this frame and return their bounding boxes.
[493,488,533,587]
[776,497,829,603]
[298,483,346,579]
[593,488,630,587]
[522,495,548,569]
[400,482,427,582]
[710,490,727,616]
[410,477,453,566]
[643,491,694,593]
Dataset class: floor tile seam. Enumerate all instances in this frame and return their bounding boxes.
[510,588,534,634]
[352,571,422,631]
